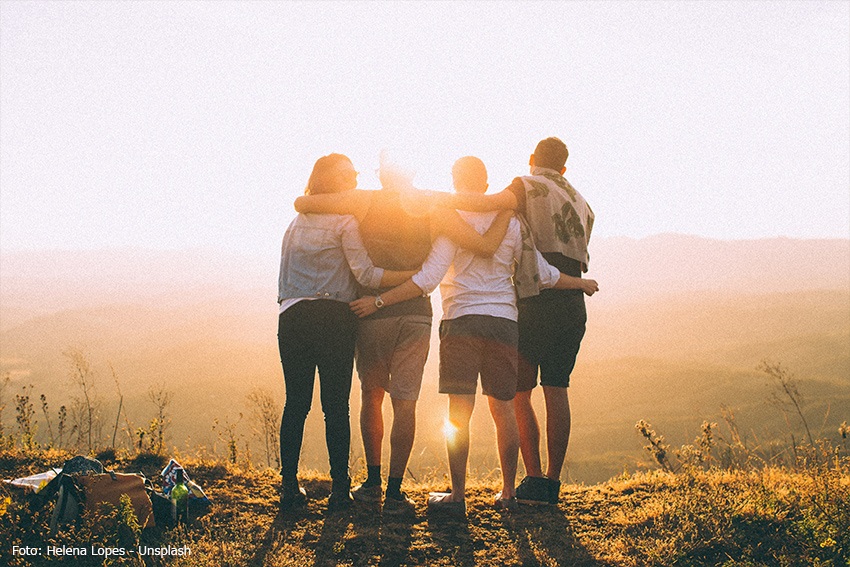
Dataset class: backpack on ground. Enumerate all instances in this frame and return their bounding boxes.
[47,456,154,533]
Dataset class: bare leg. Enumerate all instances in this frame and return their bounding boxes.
[360,388,385,468]
[388,397,417,479]
[543,385,571,480]
[444,394,475,501]
[514,389,543,477]
[488,396,519,498]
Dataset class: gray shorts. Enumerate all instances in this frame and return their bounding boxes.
[438,315,519,401]
[355,314,432,401]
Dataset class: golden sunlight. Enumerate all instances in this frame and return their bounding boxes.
[443,418,458,444]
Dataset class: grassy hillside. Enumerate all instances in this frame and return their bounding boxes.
[1,450,848,566]
[0,288,847,484]
[1,238,848,484]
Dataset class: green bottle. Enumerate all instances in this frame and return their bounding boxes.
[171,468,190,523]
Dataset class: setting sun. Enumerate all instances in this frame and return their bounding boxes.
[0,2,848,566]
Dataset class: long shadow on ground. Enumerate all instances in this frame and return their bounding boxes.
[504,505,611,567]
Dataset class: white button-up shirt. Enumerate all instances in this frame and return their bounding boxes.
[411,212,560,322]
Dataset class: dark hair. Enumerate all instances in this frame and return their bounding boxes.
[305,153,353,195]
[451,156,488,193]
[533,137,569,170]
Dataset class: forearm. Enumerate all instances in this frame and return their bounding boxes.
[351,239,452,318]
[409,237,454,294]
[433,188,517,213]
[553,274,585,290]
[349,279,426,318]
[434,209,512,257]
[295,191,367,218]
[378,279,425,307]
[553,274,599,295]
[380,269,418,287]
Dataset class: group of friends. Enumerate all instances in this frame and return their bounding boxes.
[276,137,598,516]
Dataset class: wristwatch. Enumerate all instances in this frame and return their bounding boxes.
[375,295,385,309]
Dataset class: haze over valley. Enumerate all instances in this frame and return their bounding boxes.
[1,234,848,483]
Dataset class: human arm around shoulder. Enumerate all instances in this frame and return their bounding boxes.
[430,209,513,257]
[350,236,455,318]
[294,190,371,220]
[432,185,519,213]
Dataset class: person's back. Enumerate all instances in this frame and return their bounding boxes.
[512,168,593,272]
[278,213,383,304]
[358,191,432,271]
[439,211,521,321]
[357,190,433,320]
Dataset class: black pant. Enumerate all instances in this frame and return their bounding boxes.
[278,300,357,483]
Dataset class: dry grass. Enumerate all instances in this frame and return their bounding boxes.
[1,450,848,566]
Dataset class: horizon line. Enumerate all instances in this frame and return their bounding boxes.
[2,232,849,257]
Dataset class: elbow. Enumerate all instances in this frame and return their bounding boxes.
[293,197,306,213]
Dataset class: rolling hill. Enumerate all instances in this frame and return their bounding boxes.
[1,234,848,483]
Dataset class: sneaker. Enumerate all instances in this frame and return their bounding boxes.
[382,491,416,516]
[427,492,466,516]
[548,478,562,505]
[515,476,551,505]
[328,477,353,512]
[351,483,383,503]
[327,490,353,512]
[494,492,518,512]
[280,485,307,511]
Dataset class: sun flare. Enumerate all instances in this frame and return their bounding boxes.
[443,418,457,443]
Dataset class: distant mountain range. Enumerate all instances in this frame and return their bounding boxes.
[2,234,847,327]
[1,234,847,483]
[588,234,849,303]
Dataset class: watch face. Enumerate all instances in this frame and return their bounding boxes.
[375,296,384,308]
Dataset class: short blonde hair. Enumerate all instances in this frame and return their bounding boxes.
[451,156,488,193]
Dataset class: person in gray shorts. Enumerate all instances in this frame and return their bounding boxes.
[351,157,597,514]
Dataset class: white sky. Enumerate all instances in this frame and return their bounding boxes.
[1,1,848,256]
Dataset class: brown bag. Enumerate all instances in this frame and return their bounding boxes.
[77,473,155,528]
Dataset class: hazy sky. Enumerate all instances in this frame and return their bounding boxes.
[1,1,848,257]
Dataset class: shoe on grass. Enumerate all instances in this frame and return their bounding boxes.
[382,491,416,516]
[515,476,552,505]
[427,492,466,516]
[351,483,383,503]
[280,485,307,511]
[327,490,353,512]
[548,478,562,505]
[494,492,518,512]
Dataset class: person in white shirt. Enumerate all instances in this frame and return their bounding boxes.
[350,157,598,514]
